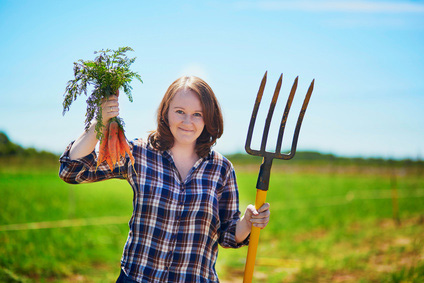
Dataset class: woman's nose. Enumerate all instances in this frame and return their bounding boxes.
[182,115,192,124]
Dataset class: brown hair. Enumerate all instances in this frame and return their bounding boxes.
[148,76,224,157]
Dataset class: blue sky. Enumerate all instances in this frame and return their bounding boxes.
[0,0,423,159]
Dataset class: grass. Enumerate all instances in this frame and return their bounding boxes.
[0,159,423,282]
[216,166,424,282]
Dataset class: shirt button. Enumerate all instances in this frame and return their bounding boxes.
[179,201,183,205]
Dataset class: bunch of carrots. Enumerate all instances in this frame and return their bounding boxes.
[61,47,142,173]
[96,118,136,173]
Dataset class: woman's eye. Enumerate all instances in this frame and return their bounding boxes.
[176,110,184,114]
[194,113,202,117]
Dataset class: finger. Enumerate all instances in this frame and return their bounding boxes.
[103,101,119,111]
[109,111,119,117]
[108,105,120,112]
[105,100,119,107]
[250,216,269,223]
[101,95,118,103]
[246,204,259,216]
[109,107,119,116]
[250,220,269,228]
[252,208,270,217]
[257,203,270,213]
[101,104,117,114]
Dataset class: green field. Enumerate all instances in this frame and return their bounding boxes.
[0,159,423,282]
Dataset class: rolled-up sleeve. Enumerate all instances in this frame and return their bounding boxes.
[59,141,127,184]
[218,166,249,248]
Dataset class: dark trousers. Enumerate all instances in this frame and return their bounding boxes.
[116,269,138,283]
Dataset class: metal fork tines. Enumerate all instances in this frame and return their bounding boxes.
[244,71,314,191]
[245,71,314,160]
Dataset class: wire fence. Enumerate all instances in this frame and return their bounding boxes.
[1,189,423,232]
[0,216,129,232]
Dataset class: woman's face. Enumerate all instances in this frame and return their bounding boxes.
[167,88,205,149]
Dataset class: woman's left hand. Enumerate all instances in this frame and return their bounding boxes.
[244,203,271,230]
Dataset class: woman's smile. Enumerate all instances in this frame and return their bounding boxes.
[179,127,193,132]
[167,88,205,147]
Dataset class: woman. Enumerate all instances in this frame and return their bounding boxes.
[59,76,270,282]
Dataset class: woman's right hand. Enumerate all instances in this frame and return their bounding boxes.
[101,92,120,125]
[69,91,120,160]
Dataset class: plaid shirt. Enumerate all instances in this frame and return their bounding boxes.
[59,138,248,282]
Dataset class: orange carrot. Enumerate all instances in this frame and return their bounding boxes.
[108,121,119,168]
[96,123,110,170]
[105,148,113,171]
[118,128,137,174]
[117,128,126,161]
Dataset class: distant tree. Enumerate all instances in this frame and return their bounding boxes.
[0,131,58,158]
[0,132,25,156]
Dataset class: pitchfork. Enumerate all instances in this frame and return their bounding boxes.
[243,71,314,282]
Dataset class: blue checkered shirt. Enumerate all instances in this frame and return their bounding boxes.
[59,138,248,282]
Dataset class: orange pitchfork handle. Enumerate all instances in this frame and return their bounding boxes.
[243,189,267,282]
[243,72,314,282]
